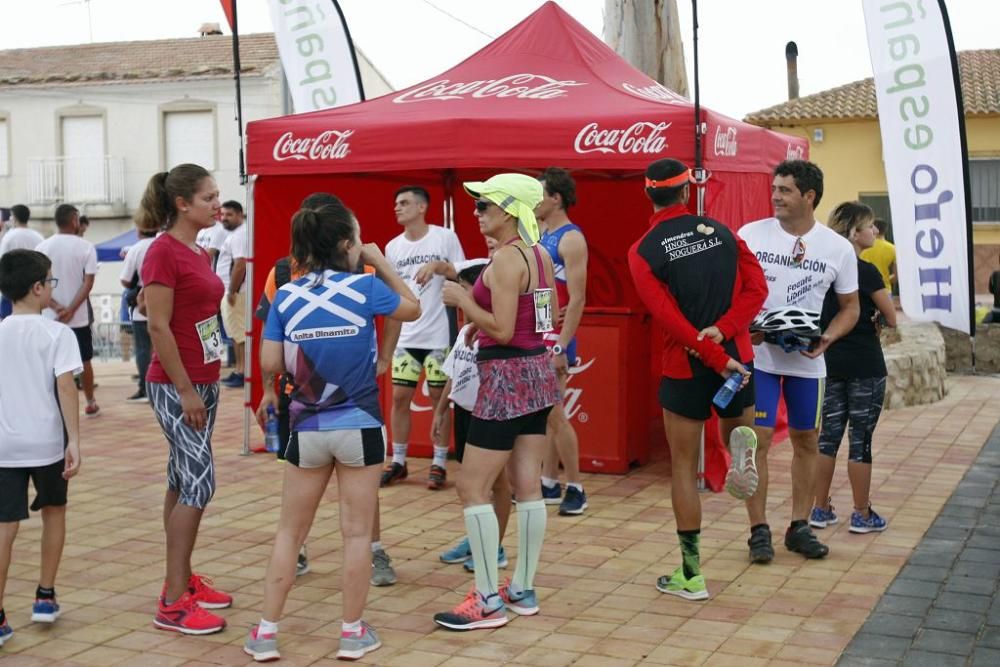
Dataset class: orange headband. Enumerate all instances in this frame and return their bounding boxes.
[645,169,692,189]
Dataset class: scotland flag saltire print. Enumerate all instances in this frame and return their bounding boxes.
[263,270,400,431]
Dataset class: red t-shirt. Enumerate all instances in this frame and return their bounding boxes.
[142,234,225,385]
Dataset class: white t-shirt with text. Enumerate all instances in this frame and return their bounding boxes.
[385,225,465,349]
[738,217,858,378]
[36,233,98,329]
[442,323,480,411]
[226,224,248,294]
[0,227,44,255]
[0,315,83,467]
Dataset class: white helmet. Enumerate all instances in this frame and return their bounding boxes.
[751,307,821,333]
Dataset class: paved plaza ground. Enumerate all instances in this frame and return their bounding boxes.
[1,361,998,666]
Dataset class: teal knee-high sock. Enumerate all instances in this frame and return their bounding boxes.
[678,529,701,578]
[464,504,500,597]
[512,499,547,592]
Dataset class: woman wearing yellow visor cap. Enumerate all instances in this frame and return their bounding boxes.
[435,173,561,630]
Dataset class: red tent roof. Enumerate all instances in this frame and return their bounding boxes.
[246,1,805,176]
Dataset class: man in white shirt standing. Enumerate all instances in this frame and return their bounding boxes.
[119,228,158,402]
[219,201,248,388]
[738,160,859,563]
[0,205,44,320]
[383,186,466,491]
[37,204,100,417]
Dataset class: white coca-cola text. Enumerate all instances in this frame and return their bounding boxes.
[563,357,596,421]
[621,82,688,104]
[574,121,671,155]
[393,73,585,104]
[272,130,353,162]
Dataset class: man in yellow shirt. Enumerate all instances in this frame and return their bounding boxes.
[860,218,896,293]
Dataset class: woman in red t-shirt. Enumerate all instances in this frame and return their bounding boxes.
[136,164,231,636]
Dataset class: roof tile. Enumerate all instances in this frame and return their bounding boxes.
[745,49,1000,125]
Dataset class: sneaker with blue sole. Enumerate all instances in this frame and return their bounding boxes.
[0,620,12,646]
[849,506,888,533]
[441,537,471,564]
[809,501,838,529]
[31,598,60,623]
[499,578,539,615]
[542,482,562,505]
[559,486,588,515]
[463,546,508,572]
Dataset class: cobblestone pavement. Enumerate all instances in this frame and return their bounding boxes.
[838,407,1000,667]
[1,363,999,666]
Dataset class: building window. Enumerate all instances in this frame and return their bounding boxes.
[0,117,8,177]
[164,110,215,171]
[971,159,1000,224]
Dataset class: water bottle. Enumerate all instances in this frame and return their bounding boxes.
[264,406,280,453]
[712,372,744,409]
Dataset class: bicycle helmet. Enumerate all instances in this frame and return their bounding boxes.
[751,308,822,353]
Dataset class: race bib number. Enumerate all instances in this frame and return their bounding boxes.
[195,315,225,364]
[533,288,555,333]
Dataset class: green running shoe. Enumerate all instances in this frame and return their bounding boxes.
[655,567,709,601]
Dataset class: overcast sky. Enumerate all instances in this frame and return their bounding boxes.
[1,0,996,120]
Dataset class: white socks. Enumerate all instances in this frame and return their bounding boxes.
[391,442,407,465]
[342,619,362,635]
[258,619,278,635]
[432,446,449,467]
[541,476,559,489]
[370,541,382,553]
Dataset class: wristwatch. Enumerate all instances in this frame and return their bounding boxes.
[551,343,565,356]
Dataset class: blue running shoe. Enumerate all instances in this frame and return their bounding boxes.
[850,506,888,534]
[499,578,539,615]
[808,502,838,529]
[463,546,508,572]
[559,486,588,516]
[31,598,60,623]
[336,621,382,660]
[542,482,562,505]
[440,537,472,564]
[0,620,12,646]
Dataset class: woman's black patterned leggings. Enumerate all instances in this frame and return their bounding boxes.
[818,376,887,464]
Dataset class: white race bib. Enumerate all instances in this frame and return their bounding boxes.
[195,315,225,364]
[533,288,555,333]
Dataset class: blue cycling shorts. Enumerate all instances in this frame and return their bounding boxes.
[753,369,825,431]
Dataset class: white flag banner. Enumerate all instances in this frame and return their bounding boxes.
[268,0,365,113]
[863,0,973,334]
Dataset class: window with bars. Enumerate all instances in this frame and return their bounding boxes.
[971,159,1000,224]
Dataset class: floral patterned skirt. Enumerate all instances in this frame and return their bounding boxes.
[473,348,561,421]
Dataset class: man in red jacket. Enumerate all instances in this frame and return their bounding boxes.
[627,158,767,601]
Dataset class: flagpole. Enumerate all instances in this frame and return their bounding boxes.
[329,0,366,102]
[229,0,247,185]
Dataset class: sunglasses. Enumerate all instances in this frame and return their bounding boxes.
[792,237,806,265]
[474,199,494,212]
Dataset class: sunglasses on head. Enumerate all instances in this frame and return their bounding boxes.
[474,199,493,212]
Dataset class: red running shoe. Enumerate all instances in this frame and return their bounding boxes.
[187,573,232,609]
[153,592,226,635]
[433,587,508,631]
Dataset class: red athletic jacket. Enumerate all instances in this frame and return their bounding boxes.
[627,204,767,379]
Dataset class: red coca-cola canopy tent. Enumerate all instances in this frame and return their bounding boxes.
[244,1,805,486]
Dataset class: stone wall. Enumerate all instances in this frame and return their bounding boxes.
[882,322,948,409]
[939,322,1000,373]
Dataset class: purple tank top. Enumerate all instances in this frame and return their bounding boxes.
[472,243,550,350]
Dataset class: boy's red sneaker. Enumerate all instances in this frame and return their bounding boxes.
[188,574,233,609]
[153,592,226,635]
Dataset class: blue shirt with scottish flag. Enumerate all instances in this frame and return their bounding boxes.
[263,270,400,431]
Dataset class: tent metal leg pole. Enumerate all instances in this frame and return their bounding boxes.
[240,177,256,456]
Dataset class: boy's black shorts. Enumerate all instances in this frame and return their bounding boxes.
[0,460,68,522]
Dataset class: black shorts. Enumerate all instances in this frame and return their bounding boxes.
[0,460,68,522]
[466,406,553,452]
[454,405,472,463]
[659,363,755,421]
[72,325,94,363]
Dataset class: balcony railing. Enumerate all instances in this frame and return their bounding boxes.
[28,156,125,205]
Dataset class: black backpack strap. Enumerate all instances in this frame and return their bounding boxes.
[275,257,292,288]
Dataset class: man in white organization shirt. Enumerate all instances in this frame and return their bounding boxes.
[0,205,44,319]
[218,201,248,388]
[737,160,859,564]
[36,204,101,417]
[383,185,466,492]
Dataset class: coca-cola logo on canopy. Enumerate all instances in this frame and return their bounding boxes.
[393,73,586,104]
[574,121,671,155]
[272,130,353,162]
[621,82,688,104]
